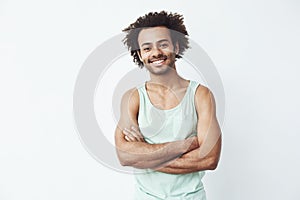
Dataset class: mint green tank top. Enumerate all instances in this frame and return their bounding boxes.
[134,80,206,200]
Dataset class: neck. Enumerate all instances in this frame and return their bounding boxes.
[148,65,185,90]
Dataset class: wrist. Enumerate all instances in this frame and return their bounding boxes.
[184,136,199,152]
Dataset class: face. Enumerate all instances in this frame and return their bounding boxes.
[137,26,179,75]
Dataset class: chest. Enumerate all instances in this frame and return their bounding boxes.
[138,97,198,144]
[146,88,187,110]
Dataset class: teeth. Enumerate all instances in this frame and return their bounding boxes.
[152,60,164,64]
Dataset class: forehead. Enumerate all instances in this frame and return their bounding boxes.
[138,26,172,45]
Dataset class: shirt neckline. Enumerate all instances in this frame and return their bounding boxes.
[143,80,192,112]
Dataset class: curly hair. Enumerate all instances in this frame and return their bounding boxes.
[122,11,189,68]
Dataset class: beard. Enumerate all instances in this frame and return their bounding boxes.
[143,53,176,75]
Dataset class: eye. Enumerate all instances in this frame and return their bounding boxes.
[159,43,168,48]
[143,47,151,52]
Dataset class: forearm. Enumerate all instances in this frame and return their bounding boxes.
[154,148,216,174]
[155,135,222,174]
[116,134,198,169]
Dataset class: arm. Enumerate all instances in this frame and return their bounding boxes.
[114,88,199,169]
[155,85,222,174]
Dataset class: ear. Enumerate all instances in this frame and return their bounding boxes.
[174,42,179,55]
[137,50,143,61]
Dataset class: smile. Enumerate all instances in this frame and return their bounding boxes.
[152,59,164,64]
[149,58,167,66]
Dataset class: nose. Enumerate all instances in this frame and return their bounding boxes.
[151,46,163,58]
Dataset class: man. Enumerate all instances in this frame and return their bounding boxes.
[115,11,221,200]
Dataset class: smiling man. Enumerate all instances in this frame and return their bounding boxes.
[114,11,222,200]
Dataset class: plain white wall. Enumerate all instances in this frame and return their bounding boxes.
[1,0,299,199]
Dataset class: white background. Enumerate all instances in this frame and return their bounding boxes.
[1,0,300,199]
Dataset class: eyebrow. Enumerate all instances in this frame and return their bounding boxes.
[141,39,170,47]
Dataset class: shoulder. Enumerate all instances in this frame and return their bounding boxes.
[195,84,211,99]
[121,87,140,112]
[118,87,140,125]
[122,87,139,102]
[194,84,216,114]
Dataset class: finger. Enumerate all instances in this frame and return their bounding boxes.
[130,126,145,142]
[124,128,139,141]
[126,128,143,142]
[124,135,130,141]
[123,129,137,142]
[131,126,144,140]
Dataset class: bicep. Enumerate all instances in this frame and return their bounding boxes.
[114,88,139,148]
[195,86,222,159]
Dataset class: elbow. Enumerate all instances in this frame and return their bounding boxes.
[120,162,131,167]
[119,158,130,166]
[207,157,219,170]
[118,157,136,167]
[115,149,156,169]
[120,159,150,169]
[119,160,149,169]
[116,151,134,166]
[208,162,218,170]
[117,155,152,169]
[116,151,144,168]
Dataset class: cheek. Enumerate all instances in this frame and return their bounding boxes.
[163,51,175,59]
[163,48,175,55]
[141,52,150,60]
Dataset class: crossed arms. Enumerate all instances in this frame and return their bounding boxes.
[114,85,222,174]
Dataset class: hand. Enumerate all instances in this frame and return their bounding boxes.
[185,136,199,152]
[122,126,145,142]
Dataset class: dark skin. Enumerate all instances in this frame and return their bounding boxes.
[114,26,221,173]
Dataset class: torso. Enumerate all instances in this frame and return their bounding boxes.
[134,79,206,199]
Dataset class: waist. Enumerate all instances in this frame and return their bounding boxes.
[134,170,205,199]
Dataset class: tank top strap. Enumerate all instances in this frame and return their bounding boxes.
[183,80,200,107]
[136,82,148,113]
[189,80,201,96]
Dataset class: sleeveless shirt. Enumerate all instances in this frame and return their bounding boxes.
[134,80,206,200]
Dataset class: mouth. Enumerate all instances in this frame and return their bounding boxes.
[149,57,167,66]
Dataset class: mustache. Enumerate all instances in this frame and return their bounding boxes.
[148,55,168,63]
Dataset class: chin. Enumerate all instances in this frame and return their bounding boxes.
[148,65,172,75]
